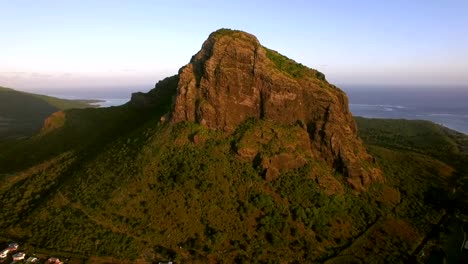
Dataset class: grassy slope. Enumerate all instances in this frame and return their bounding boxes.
[0,86,96,139]
[31,93,96,110]
[0,106,465,263]
[0,78,178,260]
[0,76,178,174]
[354,117,464,162]
[350,117,468,263]
[264,47,326,80]
[0,119,376,262]
[0,86,94,110]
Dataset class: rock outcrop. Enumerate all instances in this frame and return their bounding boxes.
[170,29,382,190]
[128,75,179,109]
[39,110,66,135]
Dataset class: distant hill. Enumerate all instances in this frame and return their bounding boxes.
[355,117,467,159]
[0,86,97,139]
[0,29,466,263]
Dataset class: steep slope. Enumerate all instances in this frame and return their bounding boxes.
[171,29,381,190]
[0,86,96,139]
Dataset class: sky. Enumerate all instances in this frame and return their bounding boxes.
[1,0,468,95]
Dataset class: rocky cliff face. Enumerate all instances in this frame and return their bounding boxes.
[171,29,381,190]
[129,75,179,109]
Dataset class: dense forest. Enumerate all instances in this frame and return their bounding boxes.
[0,104,466,263]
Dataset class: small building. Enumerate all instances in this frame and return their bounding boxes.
[7,243,19,252]
[12,252,26,261]
[48,257,63,264]
[0,249,9,259]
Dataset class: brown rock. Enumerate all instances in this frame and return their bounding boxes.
[262,153,308,182]
[236,147,258,160]
[265,167,280,182]
[170,29,382,190]
[191,133,207,145]
[128,75,179,109]
[317,175,344,196]
[377,186,401,207]
[39,111,66,135]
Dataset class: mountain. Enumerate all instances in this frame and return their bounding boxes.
[169,29,381,191]
[0,87,98,139]
[0,29,466,263]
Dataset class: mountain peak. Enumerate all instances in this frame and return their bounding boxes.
[170,29,382,190]
[208,28,259,42]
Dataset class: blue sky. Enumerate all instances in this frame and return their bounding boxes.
[1,0,467,93]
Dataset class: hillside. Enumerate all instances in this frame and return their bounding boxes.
[355,117,468,263]
[0,86,98,140]
[0,29,466,263]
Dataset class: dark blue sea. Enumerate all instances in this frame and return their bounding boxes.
[343,86,468,134]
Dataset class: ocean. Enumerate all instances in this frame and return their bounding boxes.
[49,94,130,108]
[46,89,136,108]
[343,87,468,134]
[37,85,147,108]
[93,98,130,107]
[48,86,468,135]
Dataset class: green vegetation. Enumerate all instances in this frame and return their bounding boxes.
[265,48,326,80]
[209,29,327,81]
[0,113,464,263]
[32,94,99,110]
[0,79,466,264]
[354,117,468,262]
[0,86,97,139]
[209,28,260,48]
[210,28,244,38]
[356,117,468,205]
[0,76,178,175]
[0,119,385,262]
[355,117,461,161]
[0,86,94,111]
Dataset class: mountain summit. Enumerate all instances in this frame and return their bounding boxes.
[170,29,381,190]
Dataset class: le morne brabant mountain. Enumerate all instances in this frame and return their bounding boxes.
[0,29,467,263]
